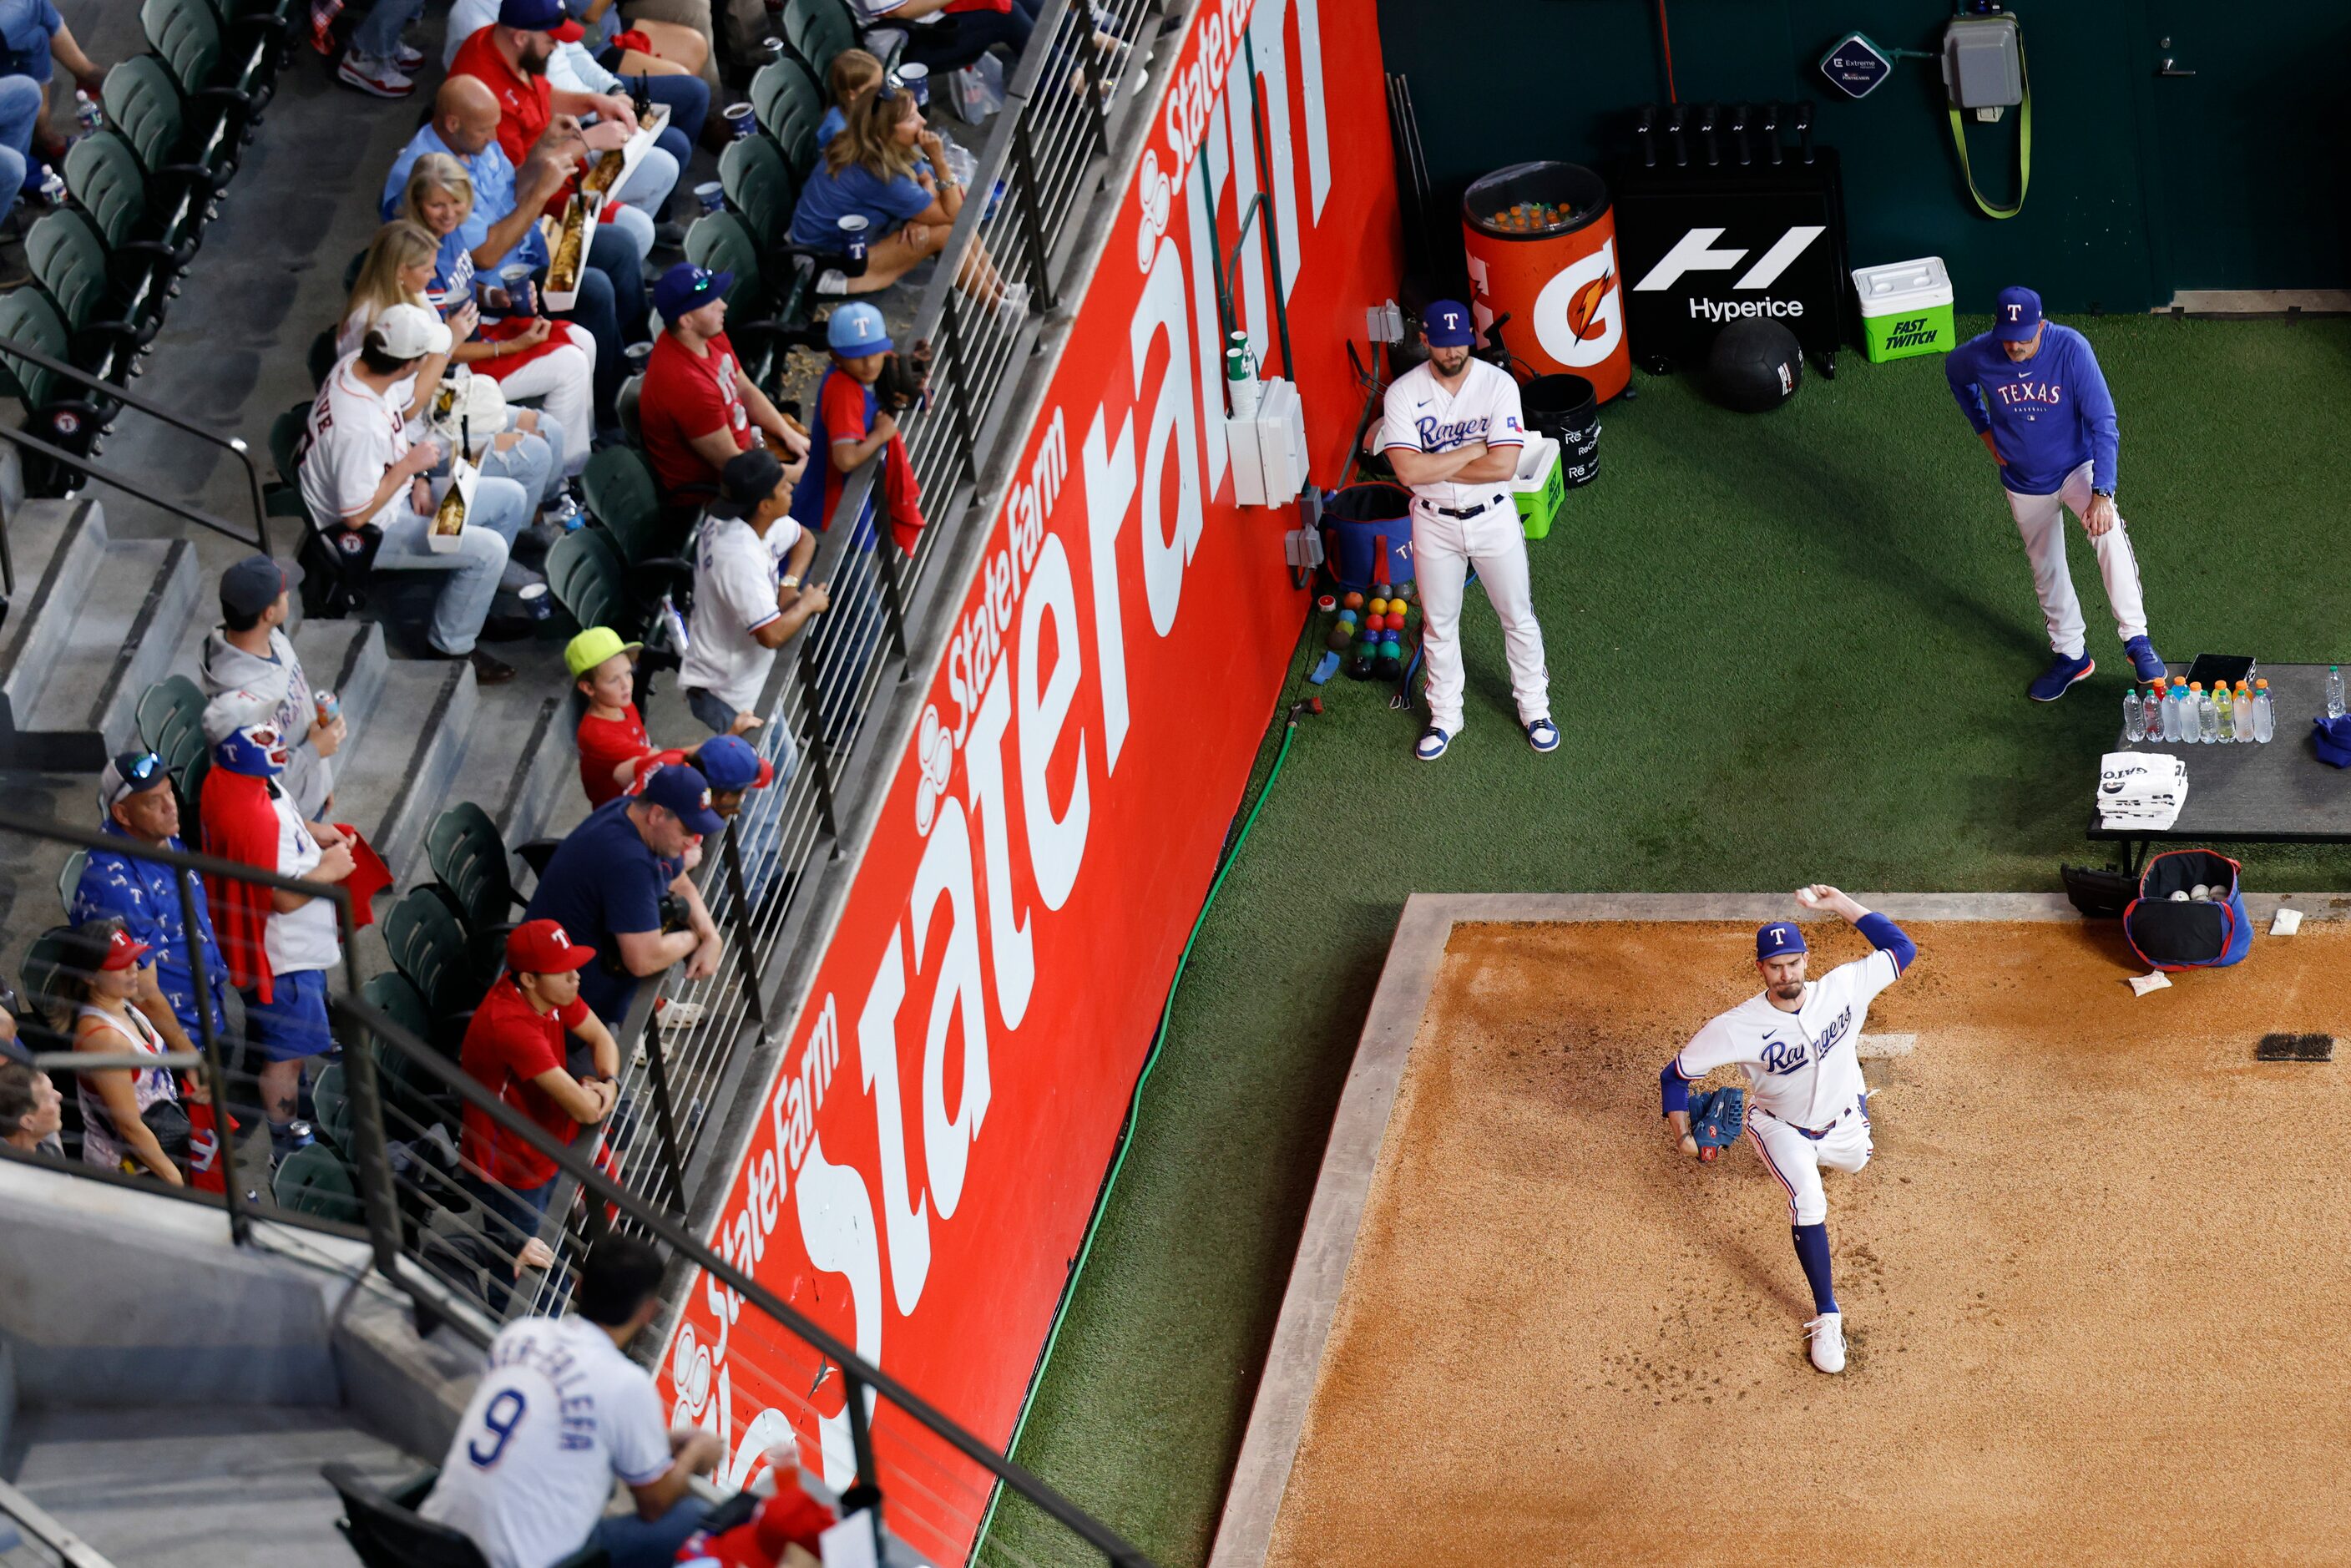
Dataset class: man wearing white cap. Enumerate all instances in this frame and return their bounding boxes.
[298,302,535,684]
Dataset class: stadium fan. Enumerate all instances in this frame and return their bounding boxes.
[847,0,1029,78]
[442,0,710,156]
[817,48,883,148]
[448,0,678,264]
[569,625,665,807]
[791,81,1019,315]
[0,1055,63,1159]
[421,1236,721,1567]
[456,918,619,1311]
[385,77,644,443]
[299,303,539,680]
[49,921,189,1185]
[680,448,827,737]
[523,763,726,1026]
[628,731,781,818]
[791,303,924,554]
[343,220,573,508]
[70,751,233,1056]
[637,263,810,506]
[198,556,344,820]
[0,73,41,280]
[331,0,430,99]
[670,1449,842,1568]
[0,0,104,164]
[199,690,388,1157]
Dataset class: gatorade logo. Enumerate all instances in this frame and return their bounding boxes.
[1530,238,1624,369]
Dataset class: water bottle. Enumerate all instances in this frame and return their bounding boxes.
[2254,679,2275,743]
[2162,685,2182,742]
[2214,683,2234,742]
[74,89,101,134]
[2235,683,2256,742]
[2145,683,2166,743]
[2197,684,2219,743]
[2328,665,2345,720]
[2123,686,2142,741]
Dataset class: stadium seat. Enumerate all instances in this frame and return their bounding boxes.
[424,802,559,971]
[56,849,86,916]
[0,286,114,489]
[384,884,491,1029]
[579,448,690,569]
[681,211,824,394]
[136,673,205,766]
[720,131,800,251]
[65,127,200,276]
[323,1465,609,1568]
[545,526,629,635]
[306,326,337,387]
[748,57,823,180]
[273,1141,361,1223]
[357,971,459,1136]
[18,927,88,1156]
[782,0,857,77]
[103,54,238,202]
[143,0,275,126]
[176,750,210,850]
[26,208,159,377]
[312,1060,351,1154]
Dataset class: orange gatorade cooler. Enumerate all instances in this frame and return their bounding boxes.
[1460,162,1631,403]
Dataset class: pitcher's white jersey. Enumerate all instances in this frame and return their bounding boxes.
[1671,949,1900,1129]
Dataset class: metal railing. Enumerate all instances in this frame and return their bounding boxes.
[0,808,1155,1568]
[0,330,272,599]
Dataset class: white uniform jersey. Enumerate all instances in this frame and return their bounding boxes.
[1675,948,1900,1129]
[299,352,411,529]
[421,1314,675,1568]
[1377,357,1526,513]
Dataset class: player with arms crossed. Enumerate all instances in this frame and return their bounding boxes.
[1377,301,1556,762]
[1659,887,1916,1373]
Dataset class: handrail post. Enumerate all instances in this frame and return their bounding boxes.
[635,1010,693,1216]
[174,866,247,1247]
[840,1366,887,1543]
[866,490,912,663]
[1071,3,1114,159]
[1008,116,1061,313]
[718,827,767,1030]
[790,649,842,842]
[335,910,408,1285]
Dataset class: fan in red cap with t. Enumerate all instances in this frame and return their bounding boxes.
[1376,300,1556,761]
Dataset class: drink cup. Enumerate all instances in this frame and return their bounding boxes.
[897,62,929,106]
[837,214,869,276]
[499,263,536,319]
[723,102,756,139]
[695,180,725,215]
[315,689,340,726]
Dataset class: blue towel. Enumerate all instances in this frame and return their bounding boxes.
[2313,716,2351,769]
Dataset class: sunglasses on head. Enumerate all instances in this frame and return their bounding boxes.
[123,752,165,784]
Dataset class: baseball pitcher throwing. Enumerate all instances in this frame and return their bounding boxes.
[1944,285,2165,702]
[1377,301,1556,761]
[1659,888,1916,1373]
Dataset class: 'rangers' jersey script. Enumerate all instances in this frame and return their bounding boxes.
[1674,948,1900,1128]
[1377,357,1526,513]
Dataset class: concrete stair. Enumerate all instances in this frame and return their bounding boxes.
[296,617,478,890]
[0,498,205,771]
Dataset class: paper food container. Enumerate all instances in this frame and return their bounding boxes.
[427,458,479,554]
[579,102,670,206]
[431,372,509,459]
[542,194,594,313]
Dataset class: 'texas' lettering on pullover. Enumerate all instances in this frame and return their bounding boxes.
[1944,321,2119,497]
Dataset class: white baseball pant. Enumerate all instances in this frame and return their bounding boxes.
[1747,1099,1872,1227]
[2005,459,2149,660]
[1412,497,1550,735]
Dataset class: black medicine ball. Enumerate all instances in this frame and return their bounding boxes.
[1707,320,1803,412]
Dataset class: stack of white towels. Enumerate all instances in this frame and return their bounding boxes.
[2098,751,2188,831]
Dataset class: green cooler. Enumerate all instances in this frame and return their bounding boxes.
[1853,258,1955,364]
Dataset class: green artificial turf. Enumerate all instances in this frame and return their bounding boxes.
[982,315,2351,1566]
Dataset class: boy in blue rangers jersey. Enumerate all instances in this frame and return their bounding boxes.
[1660,886,1916,1375]
[1945,286,2165,701]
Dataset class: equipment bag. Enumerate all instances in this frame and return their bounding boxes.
[297,521,384,619]
[1321,483,1415,589]
[2122,849,2250,970]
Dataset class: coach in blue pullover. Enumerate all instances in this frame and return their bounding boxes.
[1945,286,2163,702]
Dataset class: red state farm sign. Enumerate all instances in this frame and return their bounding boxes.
[659,0,1398,1555]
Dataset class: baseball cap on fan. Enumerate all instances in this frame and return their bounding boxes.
[370,301,454,360]
[1422,300,1477,346]
[641,761,726,836]
[496,0,564,28]
[1993,286,2044,341]
[1756,921,1807,959]
[506,918,598,974]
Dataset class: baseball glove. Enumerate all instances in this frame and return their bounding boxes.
[1687,1086,1746,1161]
[875,337,935,415]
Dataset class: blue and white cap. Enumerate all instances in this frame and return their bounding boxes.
[1756,921,1807,959]
[1993,285,2043,342]
[1422,300,1476,346]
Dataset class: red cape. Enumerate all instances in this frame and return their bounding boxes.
[200,770,391,1004]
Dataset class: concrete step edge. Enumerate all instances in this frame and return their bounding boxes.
[372,660,479,885]
[86,540,204,756]
[0,500,107,725]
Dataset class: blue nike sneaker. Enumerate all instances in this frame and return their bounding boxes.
[1525,717,1560,753]
[1414,725,1451,761]
[2028,650,2096,702]
[2123,635,2165,683]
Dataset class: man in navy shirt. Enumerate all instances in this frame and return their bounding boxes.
[1945,286,2163,703]
[524,763,725,1027]
[71,751,231,1057]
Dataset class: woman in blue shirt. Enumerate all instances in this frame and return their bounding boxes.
[788,81,1013,309]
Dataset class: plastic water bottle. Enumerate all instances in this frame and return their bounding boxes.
[2216,683,2235,741]
[2197,684,2219,743]
[2144,681,2166,743]
[2236,682,2257,742]
[2124,686,2141,741]
[2162,685,2183,742]
[2254,679,2275,743]
[73,89,100,134]
[2328,665,2345,720]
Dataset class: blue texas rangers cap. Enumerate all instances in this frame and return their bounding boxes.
[1756,921,1807,959]
[1993,285,2044,341]
[1422,300,1477,346]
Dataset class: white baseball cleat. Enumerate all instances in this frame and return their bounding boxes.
[1805,1313,1846,1374]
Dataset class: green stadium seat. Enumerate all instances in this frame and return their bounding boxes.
[579,448,685,568]
[63,127,200,279]
[0,287,115,490]
[681,210,822,395]
[383,884,492,1029]
[748,57,823,180]
[357,971,459,1136]
[273,1141,362,1224]
[102,54,238,200]
[546,525,629,636]
[782,0,857,78]
[143,0,274,119]
[720,131,800,250]
[311,1060,351,1154]
[26,208,159,377]
[56,849,86,917]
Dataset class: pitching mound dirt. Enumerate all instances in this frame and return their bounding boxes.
[1264,918,2351,1566]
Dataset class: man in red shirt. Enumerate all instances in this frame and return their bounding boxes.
[639,263,808,503]
[449,0,637,198]
[458,918,621,1308]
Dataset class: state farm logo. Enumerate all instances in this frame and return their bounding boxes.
[1136,148,1172,272]
[913,703,956,836]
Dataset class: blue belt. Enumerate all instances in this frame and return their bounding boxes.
[1769,1102,1857,1141]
